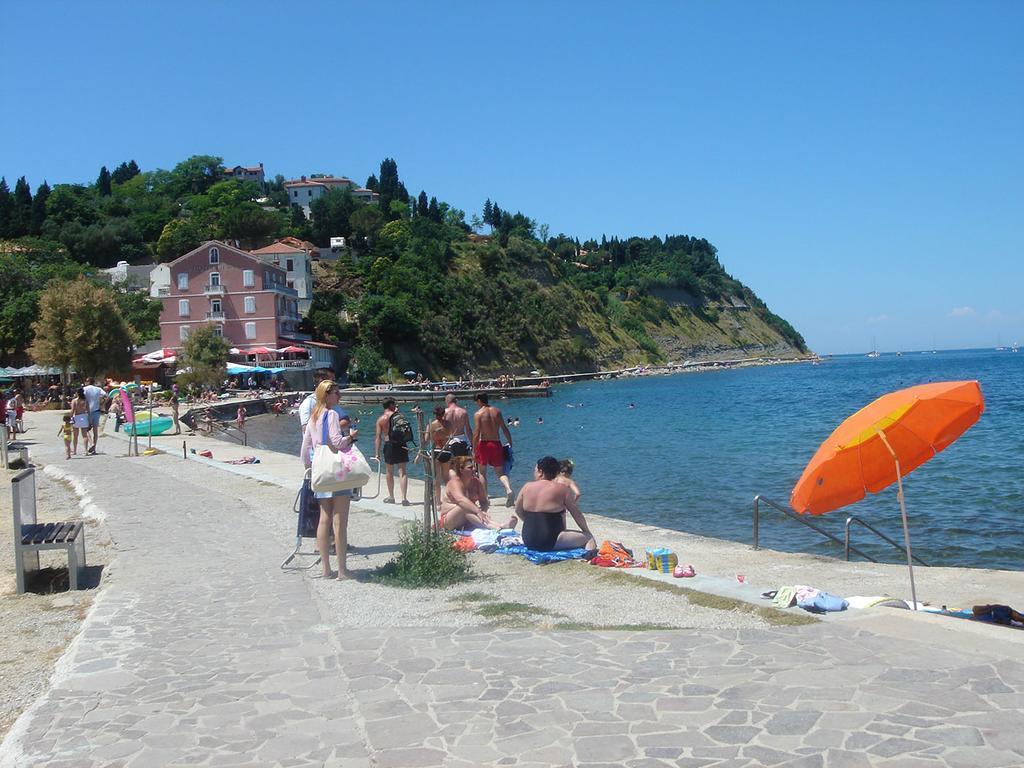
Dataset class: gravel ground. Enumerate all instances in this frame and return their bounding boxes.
[0,460,114,741]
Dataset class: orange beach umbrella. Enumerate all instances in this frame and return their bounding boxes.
[790,380,984,607]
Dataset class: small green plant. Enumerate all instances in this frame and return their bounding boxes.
[372,524,471,588]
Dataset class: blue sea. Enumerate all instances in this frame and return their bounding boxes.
[242,349,1024,571]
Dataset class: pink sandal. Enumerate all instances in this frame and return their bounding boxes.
[673,564,696,578]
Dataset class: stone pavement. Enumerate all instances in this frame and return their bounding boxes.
[2,425,1024,767]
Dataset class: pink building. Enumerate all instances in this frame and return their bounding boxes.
[159,241,304,352]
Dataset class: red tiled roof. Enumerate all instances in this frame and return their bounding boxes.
[250,242,305,255]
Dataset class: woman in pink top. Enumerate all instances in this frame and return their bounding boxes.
[301,380,359,579]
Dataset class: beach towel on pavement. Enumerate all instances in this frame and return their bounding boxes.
[798,591,848,613]
[494,545,588,565]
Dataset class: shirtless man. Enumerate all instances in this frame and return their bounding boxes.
[444,394,472,458]
[374,398,409,505]
[472,392,514,506]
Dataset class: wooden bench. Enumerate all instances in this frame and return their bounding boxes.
[11,467,86,593]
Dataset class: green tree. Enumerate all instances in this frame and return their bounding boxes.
[97,166,112,196]
[310,188,359,246]
[364,174,378,191]
[0,178,11,238]
[111,160,141,185]
[30,181,50,235]
[171,155,224,196]
[349,204,384,248]
[177,324,230,389]
[30,278,134,381]
[11,177,32,237]
[156,218,208,262]
[348,343,387,383]
[113,288,162,343]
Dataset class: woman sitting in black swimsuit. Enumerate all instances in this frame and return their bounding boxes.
[516,456,597,552]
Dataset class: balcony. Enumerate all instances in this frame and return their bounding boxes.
[203,284,225,296]
[205,311,226,321]
[155,287,170,296]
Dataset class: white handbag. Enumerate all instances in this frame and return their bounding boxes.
[310,413,372,492]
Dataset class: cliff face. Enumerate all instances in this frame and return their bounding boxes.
[311,228,809,379]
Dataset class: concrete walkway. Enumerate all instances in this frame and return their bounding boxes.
[2,419,1024,766]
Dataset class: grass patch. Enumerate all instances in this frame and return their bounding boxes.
[455,591,498,603]
[595,570,819,627]
[474,601,545,618]
[551,621,677,631]
[371,524,471,589]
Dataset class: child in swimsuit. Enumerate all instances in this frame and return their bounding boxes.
[58,414,73,459]
[555,459,582,500]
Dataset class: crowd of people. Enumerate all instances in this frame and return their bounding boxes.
[297,368,596,580]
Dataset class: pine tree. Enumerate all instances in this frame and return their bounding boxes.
[483,198,493,225]
[364,174,379,191]
[11,177,32,237]
[417,190,429,217]
[427,196,440,222]
[491,201,502,229]
[30,181,50,235]
[111,160,141,185]
[0,178,11,239]
[97,166,112,196]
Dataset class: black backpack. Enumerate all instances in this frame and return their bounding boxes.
[388,410,415,445]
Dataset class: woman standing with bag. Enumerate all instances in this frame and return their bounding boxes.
[300,380,359,579]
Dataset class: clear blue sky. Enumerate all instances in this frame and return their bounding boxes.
[2,1,1021,354]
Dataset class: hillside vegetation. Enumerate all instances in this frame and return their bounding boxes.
[0,155,807,377]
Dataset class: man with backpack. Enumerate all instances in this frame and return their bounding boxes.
[375,397,412,505]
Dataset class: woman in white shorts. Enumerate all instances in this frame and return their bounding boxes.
[70,388,91,455]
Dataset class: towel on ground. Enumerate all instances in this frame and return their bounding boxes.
[494,545,588,565]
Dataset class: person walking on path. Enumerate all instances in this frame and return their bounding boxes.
[472,392,515,506]
[58,413,74,459]
[69,387,91,455]
[516,455,596,552]
[424,405,453,505]
[301,380,359,579]
[444,394,472,458]
[82,378,105,454]
[375,398,410,505]
[236,405,247,433]
[298,368,336,434]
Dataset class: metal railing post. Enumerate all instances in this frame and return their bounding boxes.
[752,494,876,563]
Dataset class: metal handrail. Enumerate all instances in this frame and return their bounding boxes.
[753,495,877,563]
[846,515,929,566]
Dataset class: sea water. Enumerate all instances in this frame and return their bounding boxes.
[237,349,1024,570]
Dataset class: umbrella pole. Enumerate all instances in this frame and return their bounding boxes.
[877,431,919,610]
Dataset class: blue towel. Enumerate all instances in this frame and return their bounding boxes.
[494,545,588,565]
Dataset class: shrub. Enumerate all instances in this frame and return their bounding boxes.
[372,524,471,588]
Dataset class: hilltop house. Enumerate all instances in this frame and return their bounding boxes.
[283,174,379,215]
[223,163,265,190]
[249,237,317,315]
[157,241,304,352]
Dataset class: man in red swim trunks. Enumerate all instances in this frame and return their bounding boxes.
[472,392,515,506]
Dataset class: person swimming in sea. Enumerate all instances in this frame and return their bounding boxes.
[536,417,544,424]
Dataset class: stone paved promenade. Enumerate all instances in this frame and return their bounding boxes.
[2,430,1024,767]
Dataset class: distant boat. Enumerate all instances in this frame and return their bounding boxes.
[866,337,880,358]
[1013,342,1020,353]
